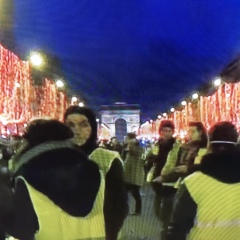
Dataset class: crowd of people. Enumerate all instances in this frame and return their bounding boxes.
[0,106,239,240]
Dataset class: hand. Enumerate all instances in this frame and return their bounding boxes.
[152,176,162,183]
[174,165,187,173]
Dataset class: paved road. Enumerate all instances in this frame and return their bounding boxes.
[121,183,162,240]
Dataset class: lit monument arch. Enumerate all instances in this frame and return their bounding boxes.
[100,103,140,142]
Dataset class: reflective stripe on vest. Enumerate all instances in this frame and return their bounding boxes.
[89,148,123,176]
[185,172,240,240]
[17,172,106,240]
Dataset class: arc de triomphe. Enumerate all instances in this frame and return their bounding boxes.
[100,103,140,142]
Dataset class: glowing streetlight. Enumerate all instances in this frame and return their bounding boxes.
[96,118,99,122]
[213,77,222,87]
[158,115,162,119]
[170,107,175,112]
[56,80,64,88]
[79,102,85,107]
[163,113,167,117]
[192,92,199,100]
[29,52,44,67]
[181,100,187,106]
[71,96,78,102]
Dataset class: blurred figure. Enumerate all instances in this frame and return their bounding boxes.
[0,119,104,240]
[109,137,123,155]
[64,106,128,240]
[98,139,108,149]
[167,122,240,240]
[124,133,145,215]
[121,136,129,161]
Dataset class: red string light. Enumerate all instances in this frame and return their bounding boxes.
[0,44,69,135]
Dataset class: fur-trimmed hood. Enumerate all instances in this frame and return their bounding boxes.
[200,150,240,183]
[14,141,101,217]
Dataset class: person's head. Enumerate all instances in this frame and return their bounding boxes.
[23,119,73,151]
[159,120,174,140]
[64,106,98,154]
[208,121,238,153]
[111,137,118,144]
[11,119,74,169]
[188,122,208,144]
[126,132,139,146]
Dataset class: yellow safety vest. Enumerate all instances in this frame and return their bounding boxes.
[194,148,207,164]
[89,148,123,176]
[89,148,124,240]
[185,172,240,240]
[17,172,106,240]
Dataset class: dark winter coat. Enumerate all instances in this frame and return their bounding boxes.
[146,138,176,180]
[0,143,101,240]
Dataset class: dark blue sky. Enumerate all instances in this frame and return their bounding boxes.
[13,0,240,120]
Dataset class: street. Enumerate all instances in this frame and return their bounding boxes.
[121,184,162,240]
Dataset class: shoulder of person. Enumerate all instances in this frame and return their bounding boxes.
[172,139,181,147]
[90,148,123,163]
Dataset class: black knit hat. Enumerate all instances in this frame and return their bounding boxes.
[209,121,238,143]
[159,120,175,132]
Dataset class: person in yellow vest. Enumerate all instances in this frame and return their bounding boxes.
[167,121,240,240]
[64,106,128,240]
[0,119,105,240]
[124,132,145,215]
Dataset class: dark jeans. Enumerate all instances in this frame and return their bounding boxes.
[125,183,142,213]
[151,183,177,240]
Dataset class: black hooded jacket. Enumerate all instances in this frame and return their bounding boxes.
[0,144,101,240]
[64,106,128,240]
[167,149,240,240]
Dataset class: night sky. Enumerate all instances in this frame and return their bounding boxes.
[12,1,240,121]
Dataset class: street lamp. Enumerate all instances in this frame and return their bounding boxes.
[213,77,222,87]
[79,102,85,107]
[170,107,175,112]
[192,92,199,100]
[163,113,167,117]
[56,79,64,88]
[72,96,77,102]
[181,100,187,106]
[29,52,44,67]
